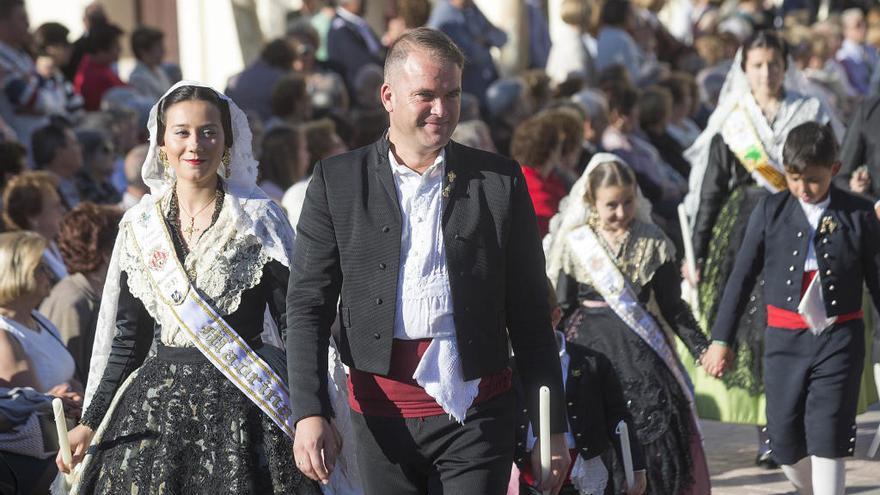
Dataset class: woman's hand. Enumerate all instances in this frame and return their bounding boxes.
[56,424,94,474]
[849,167,871,194]
[625,469,647,495]
[48,382,83,418]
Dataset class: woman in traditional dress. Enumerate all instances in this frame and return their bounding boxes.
[682,30,840,466]
[57,82,357,494]
[545,153,710,495]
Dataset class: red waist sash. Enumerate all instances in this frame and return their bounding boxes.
[766,271,862,329]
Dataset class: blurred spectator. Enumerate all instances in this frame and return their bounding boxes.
[658,72,701,148]
[836,7,878,96]
[452,119,496,153]
[639,85,690,179]
[571,88,609,161]
[282,118,347,228]
[596,0,662,87]
[525,0,552,69]
[304,0,337,62]
[73,22,126,111]
[128,26,172,102]
[40,203,120,385]
[546,0,597,88]
[485,77,534,157]
[511,114,569,237]
[267,73,312,129]
[287,20,350,118]
[458,93,481,121]
[120,144,148,210]
[429,0,507,106]
[1,172,67,284]
[74,129,120,205]
[0,231,80,406]
[348,107,389,149]
[383,0,432,47]
[226,38,297,121]
[327,0,385,93]
[259,124,308,202]
[352,64,385,112]
[62,1,107,82]
[0,0,53,154]
[32,22,85,123]
[78,106,140,192]
[31,120,83,210]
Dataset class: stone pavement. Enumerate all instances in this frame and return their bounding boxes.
[704,404,880,494]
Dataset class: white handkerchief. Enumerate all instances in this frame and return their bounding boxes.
[413,336,481,423]
[797,273,837,335]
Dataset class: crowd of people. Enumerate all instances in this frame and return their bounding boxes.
[1,0,880,494]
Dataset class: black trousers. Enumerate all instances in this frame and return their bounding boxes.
[350,390,516,495]
[763,319,865,465]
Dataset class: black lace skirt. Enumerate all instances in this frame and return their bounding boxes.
[566,306,696,495]
[77,345,321,495]
[697,185,768,395]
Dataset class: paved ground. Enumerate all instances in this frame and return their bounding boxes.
[704,404,880,494]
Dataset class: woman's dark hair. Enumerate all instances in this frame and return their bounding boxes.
[584,160,637,206]
[130,26,164,61]
[88,22,124,54]
[600,0,631,27]
[0,141,26,191]
[57,202,121,274]
[157,85,234,148]
[782,122,838,172]
[740,30,789,71]
[511,114,562,167]
[606,85,640,118]
[261,38,296,69]
[259,124,303,190]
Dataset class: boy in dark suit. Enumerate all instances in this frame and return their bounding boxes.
[702,122,880,495]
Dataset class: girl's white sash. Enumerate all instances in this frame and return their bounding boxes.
[129,202,295,439]
[566,226,701,429]
[720,105,787,194]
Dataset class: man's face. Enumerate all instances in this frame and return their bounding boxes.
[845,15,867,44]
[56,128,84,177]
[785,162,840,204]
[381,50,462,155]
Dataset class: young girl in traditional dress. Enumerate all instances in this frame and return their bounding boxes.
[545,153,710,495]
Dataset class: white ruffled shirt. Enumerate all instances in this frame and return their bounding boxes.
[389,149,479,422]
[798,194,831,272]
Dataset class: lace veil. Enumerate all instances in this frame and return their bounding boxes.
[682,49,844,220]
[84,81,295,408]
[544,152,653,285]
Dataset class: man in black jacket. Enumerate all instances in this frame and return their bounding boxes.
[287,28,569,494]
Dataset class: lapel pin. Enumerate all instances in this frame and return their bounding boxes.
[442,171,456,198]
[819,216,838,235]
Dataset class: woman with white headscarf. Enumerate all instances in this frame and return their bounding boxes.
[545,153,710,495]
[681,30,841,466]
[54,82,358,494]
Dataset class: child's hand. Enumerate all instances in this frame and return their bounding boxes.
[701,343,733,378]
[850,167,871,195]
[625,469,647,495]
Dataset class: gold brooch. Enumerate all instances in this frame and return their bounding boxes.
[442,171,456,198]
[571,368,582,378]
[819,216,838,235]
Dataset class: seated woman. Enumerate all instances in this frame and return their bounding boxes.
[40,203,121,388]
[2,172,68,284]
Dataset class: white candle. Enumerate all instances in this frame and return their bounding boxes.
[616,420,635,490]
[53,398,72,467]
[539,386,551,495]
[677,203,700,312]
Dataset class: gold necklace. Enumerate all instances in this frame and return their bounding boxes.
[178,194,216,240]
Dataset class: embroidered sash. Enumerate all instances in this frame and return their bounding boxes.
[128,202,295,439]
[721,105,787,193]
[566,226,701,429]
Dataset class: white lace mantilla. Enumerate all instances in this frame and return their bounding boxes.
[117,191,273,346]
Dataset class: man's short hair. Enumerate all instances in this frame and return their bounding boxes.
[782,122,838,172]
[31,120,72,167]
[0,0,24,21]
[384,27,464,82]
[131,26,164,60]
[33,22,70,54]
[89,22,124,54]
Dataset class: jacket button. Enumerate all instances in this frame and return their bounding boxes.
[789,266,795,271]
[577,433,583,438]
[378,262,386,270]
[822,238,829,244]
[831,300,837,306]
[829,285,835,291]
[826,270,832,276]
[792,250,798,256]
[786,296,793,302]
[373,332,381,339]
[786,280,792,285]
[382,225,390,233]
[571,415,577,420]
[459,271,466,277]
[376,298,383,305]
[568,402,573,407]
[454,233,462,240]
[797,231,803,237]
[823,253,829,259]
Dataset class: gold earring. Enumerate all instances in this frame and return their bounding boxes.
[158,149,170,179]
[222,148,231,179]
